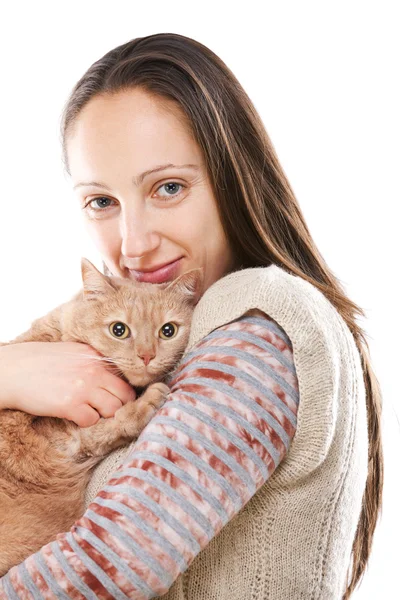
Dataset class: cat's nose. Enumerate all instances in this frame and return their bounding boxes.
[138,352,156,366]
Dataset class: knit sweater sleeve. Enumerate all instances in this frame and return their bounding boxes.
[0,312,299,599]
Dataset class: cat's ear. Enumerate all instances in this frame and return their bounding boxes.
[165,268,204,305]
[81,257,117,300]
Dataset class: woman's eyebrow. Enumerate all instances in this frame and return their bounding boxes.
[73,163,200,191]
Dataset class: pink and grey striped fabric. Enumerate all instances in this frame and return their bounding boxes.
[0,313,299,599]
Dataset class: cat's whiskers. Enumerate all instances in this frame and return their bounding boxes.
[58,352,146,378]
[114,359,136,367]
[60,352,181,379]
[51,352,120,370]
[55,352,112,362]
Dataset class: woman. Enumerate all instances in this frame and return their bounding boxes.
[0,33,382,599]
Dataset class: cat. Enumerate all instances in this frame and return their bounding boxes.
[0,257,203,576]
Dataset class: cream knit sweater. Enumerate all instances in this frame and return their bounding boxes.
[84,264,369,599]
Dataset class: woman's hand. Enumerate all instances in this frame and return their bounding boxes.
[0,341,136,427]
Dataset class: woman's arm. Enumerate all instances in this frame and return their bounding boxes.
[0,311,299,599]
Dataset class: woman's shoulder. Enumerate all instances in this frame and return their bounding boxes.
[198,264,335,317]
[187,264,343,354]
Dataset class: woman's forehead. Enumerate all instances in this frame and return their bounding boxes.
[66,90,202,182]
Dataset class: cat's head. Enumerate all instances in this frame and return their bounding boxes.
[65,257,203,387]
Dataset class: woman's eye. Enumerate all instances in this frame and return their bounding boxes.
[155,181,185,201]
[85,197,117,213]
[109,321,130,339]
[159,322,178,339]
[83,181,186,215]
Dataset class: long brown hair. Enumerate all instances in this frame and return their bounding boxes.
[59,32,383,598]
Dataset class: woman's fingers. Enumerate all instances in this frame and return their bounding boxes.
[67,404,101,428]
[88,388,127,419]
[100,371,137,406]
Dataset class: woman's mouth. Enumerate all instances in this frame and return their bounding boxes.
[129,257,183,283]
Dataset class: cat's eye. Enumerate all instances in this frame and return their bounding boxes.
[109,322,130,339]
[159,322,178,340]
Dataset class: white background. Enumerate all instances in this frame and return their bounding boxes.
[0,1,398,597]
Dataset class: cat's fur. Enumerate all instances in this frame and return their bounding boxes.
[0,257,203,575]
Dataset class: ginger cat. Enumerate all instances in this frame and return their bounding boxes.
[0,258,203,576]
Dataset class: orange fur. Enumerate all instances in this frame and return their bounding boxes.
[0,258,203,575]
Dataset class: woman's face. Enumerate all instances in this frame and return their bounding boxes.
[66,88,236,294]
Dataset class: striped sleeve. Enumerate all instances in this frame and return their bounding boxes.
[0,312,299,599]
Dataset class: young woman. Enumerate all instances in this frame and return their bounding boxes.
[0,33,382,599]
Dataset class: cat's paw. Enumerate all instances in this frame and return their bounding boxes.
[116,382,170,436]
[145,381,170,405]
[136,382,170,413]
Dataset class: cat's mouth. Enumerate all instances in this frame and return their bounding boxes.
[116,363,172,390]
[123,369,158,389]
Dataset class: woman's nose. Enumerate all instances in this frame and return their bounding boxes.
[119,210,161,259]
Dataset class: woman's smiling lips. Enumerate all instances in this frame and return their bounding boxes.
[128,257,184,283]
